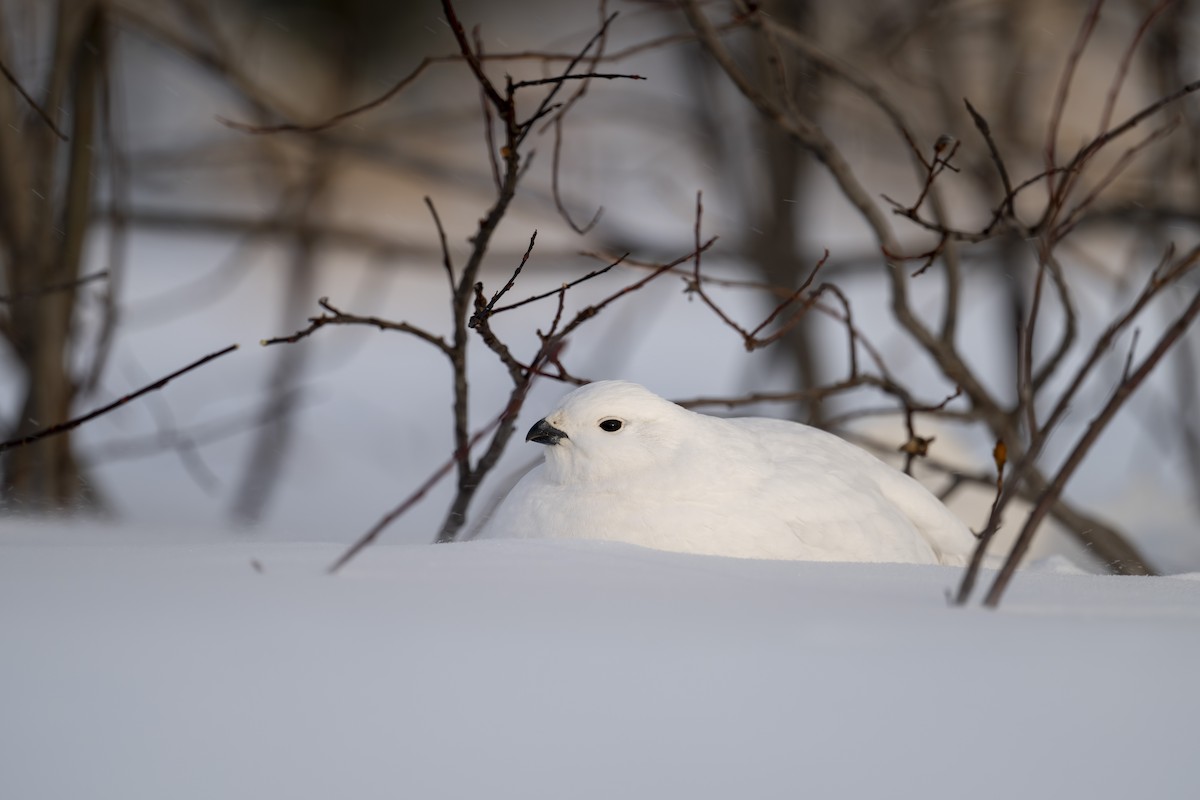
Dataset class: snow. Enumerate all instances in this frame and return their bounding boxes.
[2,520,1197,799]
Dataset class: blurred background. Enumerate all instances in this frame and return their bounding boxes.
[1,0,1198,572]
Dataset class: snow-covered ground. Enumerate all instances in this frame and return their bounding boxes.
[2,520,1197,800]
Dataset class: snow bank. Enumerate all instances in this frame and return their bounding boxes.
[1,525,1196,799]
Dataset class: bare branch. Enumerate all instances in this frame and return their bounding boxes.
[0,54,68,140]
[1097,0,1173,138]
[963,98,1015,221]
[217,56,444,134]
[425,196,456,292]
[0,270,108,304]
[551,116,603,235]
[260,298,453,356]
[0,345,239,455]
[328,418,501,574]
[984,284,1200,606]
[472,230,538,324]
[486,252,630,317]
[510,72,644,90]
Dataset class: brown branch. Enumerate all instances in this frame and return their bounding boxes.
[554,245,713,342]
[0,270,108,304]
[83,25,130,397]
[963,98,1015,221]
[217,56,444,134]
[896,67,1200,245]
[1031,253,1078,393]
[260,297,453,355]
[747,7,929,169]
[218,6,638,138]
[510,72,644,90]
[689,201,838,354]
[539,0,612,135]
[898,387,963,474]
[449,20,747,66]
[983,283,1200,606]
[541,2,611,233]
[442,0,506,111]
[498,244,703,386]
[328,419,500,574]
[551,116,603,234]
[0,54,68,140]
[215,12,606,137]
[746,250,829,341]
[470,286,528,384]
[682,0,1017,463]
[956,246,1199,602]
[0,344,239,455]
[212,13,698,138]
[473,27,502,194]
[1121,328,1142,383]
[1097,0,1173,139]
[1045,0,1102,198]
[471,230,538,325]
[80,387,316,467]
[903,138,962,216]
[688,191,747,337]
[425,196,456,292]
[1020,254,1050,438]
[819,283,864,377]
[512,12,622,145]
[1052,78,1200,215]
[427,0,640,546]
[1054,117,1180,240]
[846,430,1143,578]
[486,252,630,316]
[598,248,887,380]
[679,374,921,413]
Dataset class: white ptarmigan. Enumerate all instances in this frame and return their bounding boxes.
[479,380,976,565]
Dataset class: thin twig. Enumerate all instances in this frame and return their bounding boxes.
[983,284,1200,606]
[0,270,108,303]
[471,230,538,325]
[511,72,643,90]
[551,116,603,234]
[963,98,1015,220]
[260,297,453,356]
[425,196,456,292]
[0,345,239,455]
[441,0,505,110]
[488,252,631,316]
[328,420,500,574]
[1045,0,1103,199]
[217,56,445,134]
[512,13,623,146]
[0,55,69,140]
[471,26,502,194]
[1097,0,1172,137]
[746,250,829,340]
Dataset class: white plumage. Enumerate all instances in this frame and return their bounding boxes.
[479,381,976,565]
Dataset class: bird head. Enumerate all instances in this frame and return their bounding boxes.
[525,381,689,483]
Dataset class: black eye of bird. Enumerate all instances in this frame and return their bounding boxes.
[599,419,623,432]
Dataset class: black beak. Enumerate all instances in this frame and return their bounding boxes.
[526,419,568,446]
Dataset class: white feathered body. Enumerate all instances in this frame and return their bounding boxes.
[480,382,975,565]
